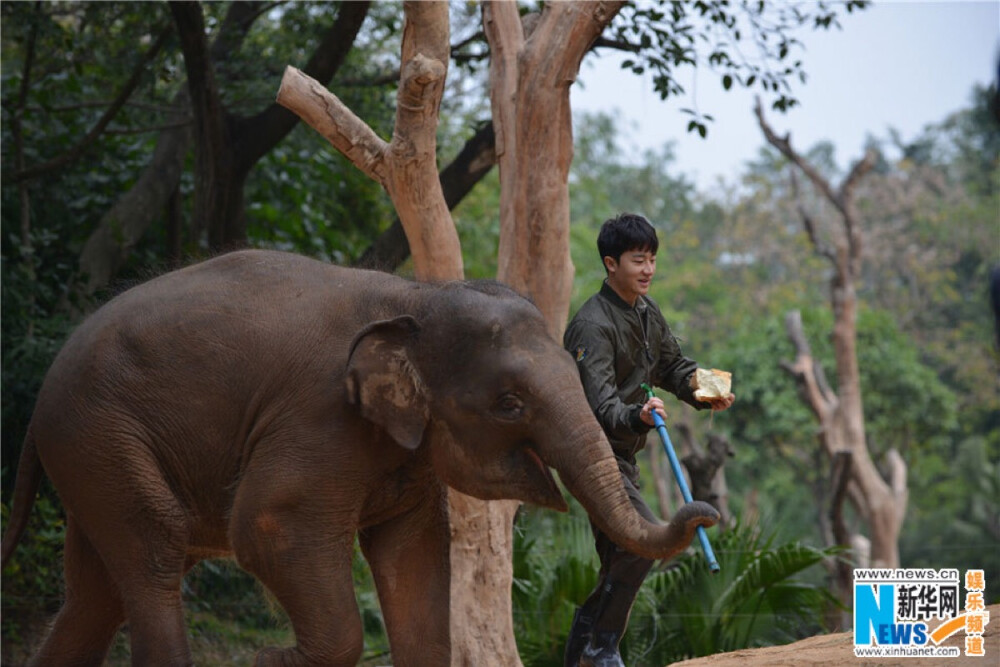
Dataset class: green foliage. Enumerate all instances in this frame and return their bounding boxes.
[182,560,283,629]
[511,506,839,666]
[452,167,501,279]
[609,0,869,135]
[512,503,598,666]
[629,521,840,664]
[901,436,1000,603]
[1,492,66,643]
[246,131,396,264]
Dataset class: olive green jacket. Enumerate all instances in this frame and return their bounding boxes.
[564,281,706,460]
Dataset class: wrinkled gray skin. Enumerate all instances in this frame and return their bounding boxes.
[1,250,718,666]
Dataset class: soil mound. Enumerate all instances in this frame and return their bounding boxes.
[671,603,998,667]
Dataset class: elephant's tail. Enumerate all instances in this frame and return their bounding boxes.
[1,433,43,569]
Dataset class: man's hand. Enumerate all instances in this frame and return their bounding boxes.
[702,393,735,411]
[639,397,667,426]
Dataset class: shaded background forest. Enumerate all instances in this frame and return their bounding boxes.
[2,2,997,665]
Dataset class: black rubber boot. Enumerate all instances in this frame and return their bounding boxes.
[579,631,625,667]
[564,607,595,667]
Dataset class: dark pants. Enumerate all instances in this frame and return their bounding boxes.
[565,457,656,666]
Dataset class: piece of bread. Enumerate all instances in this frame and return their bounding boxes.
[693,368,732,401]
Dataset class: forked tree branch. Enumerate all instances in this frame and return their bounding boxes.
[789,169,836,263]
[780,310,837,426]
[755,97,843,214]
[278,1,461,282]
[277,66,389,186]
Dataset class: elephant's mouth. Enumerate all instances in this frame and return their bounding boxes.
[524,445,568,512]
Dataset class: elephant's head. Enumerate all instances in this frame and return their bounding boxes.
[345,280,718,560]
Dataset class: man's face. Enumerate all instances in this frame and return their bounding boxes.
[604,248,656,306]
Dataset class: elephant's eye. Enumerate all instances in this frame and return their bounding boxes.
[493,393,525,421]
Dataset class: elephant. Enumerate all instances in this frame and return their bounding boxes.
[1,249,718,666]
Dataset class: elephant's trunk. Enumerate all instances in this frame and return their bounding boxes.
[541,403,719,561]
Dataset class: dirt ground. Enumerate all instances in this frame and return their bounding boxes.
[670,604,999,667]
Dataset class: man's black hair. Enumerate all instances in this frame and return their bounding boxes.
[597,213,659,272]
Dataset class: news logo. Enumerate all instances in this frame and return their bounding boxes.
[853,568,989,659]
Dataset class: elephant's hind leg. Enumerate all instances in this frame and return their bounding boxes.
[29,518,125,667]
[103,501,193,665]
[56,445,194,665]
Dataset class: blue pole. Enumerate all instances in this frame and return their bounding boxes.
[642,384,721,573]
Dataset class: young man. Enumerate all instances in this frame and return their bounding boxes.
[562,213,735,667]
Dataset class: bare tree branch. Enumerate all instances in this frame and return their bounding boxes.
[760,96,905,573]
[840,148,878,274]
[789,168,836,263]
[278,1,461,282]
[754,96,846,218]
[277,66,389,186]
[841,148,878,200]
[451,29,485,53]
[237,1,370,167]
[782,310,838,425]
[591,36,641,52]
[829,450,853,548]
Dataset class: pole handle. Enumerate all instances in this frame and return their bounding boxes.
[642,384,721,573]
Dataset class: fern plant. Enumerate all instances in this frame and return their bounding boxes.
[513,503,598,667]
[626,519,841,665]
[513,504,840,667]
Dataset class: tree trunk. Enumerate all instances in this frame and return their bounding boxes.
[172,0,371,253]
[485,0,624,332]
[78,91,191,294]
[170,1,241,249]
[277,4,490,662]
[680,426,735,527]
[279,2,625,662]
[354,122,496,272]
[756,99,907,578]
[474,4,624,664]
[78,1,367,297]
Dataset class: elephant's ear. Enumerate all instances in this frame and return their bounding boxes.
[345,316,428,450]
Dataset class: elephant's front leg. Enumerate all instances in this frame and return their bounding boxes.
[359,484,451,667]
[231,502,363,667]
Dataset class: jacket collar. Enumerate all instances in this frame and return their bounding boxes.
[600,280,647,313]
